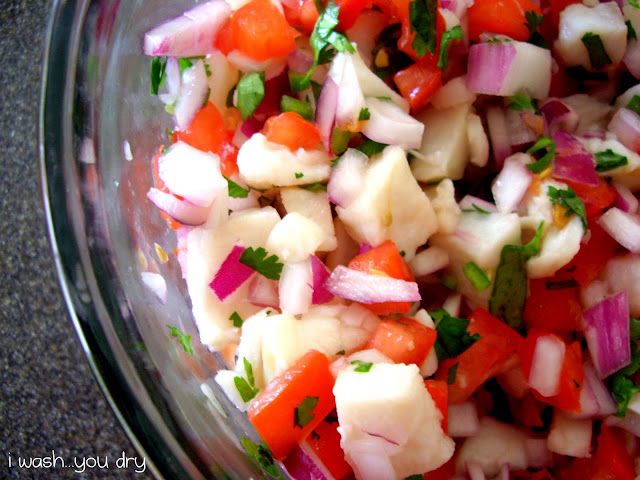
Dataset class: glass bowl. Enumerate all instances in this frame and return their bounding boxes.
[40,1,281,478]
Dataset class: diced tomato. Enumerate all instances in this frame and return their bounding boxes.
[518,329,584,412]
[283,0,320,36]
[560,217,619,286]
[173,102,227,153]
[549,64,579,98]
[217,138,239,178]
[248,350,336,459]
[435,308,524,404]
[335,0,369,30]
[262,112,322,151]
[215,0,298,61]
[548,0,581,31]
[467,0,542,42]
[424,380,448,434]
[391,0,445,62]
[523,277,583,332]
[423,457,456,480]
[348,240,415,316]
[509,392,544,427]
[562,177,617,218]
[305,419,353,480]
[367,318,437,366]
[393,62,442,113]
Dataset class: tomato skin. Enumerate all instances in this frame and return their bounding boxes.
[424,379,448,434]
[423,457,456,480]
[217,138,239,178]
[305,420,353,480]
[173,102,227,153]
[523,277,583,332]
[215,0,298,61]
[262,112,322,151]
[467,0,542,42]
[548,0,581,31]
[366,318,437,366]
[336,0,369,30]
[563,177,617,217]
[348,240,415,316]
[283,0,319,35]
[393,62,442,113]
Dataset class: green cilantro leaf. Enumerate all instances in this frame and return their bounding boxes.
[336,349,346,355]
[331,128,351,156]
[595,149,629,172]
[355,139,388,157]
[547,185,588,231]
[409,0,437,57]
[630,317,640,342]
[631,0,640,8]
[628,94,640,115]
[351,360,373,372]
[507,93,538,113]
[489,222,544,328]
[462,203,491,214]
[241,438,283,478]
[437,25,463,69]
[280,95,314,120]
[225,176,250,198]
[462,262,491,291]
[150,57,168,95]
[294,396,320,428]
[166,325,194,355]
[239,247,284,280]
[430,309,480,360]
[525,10,543,35]
[628,20,638,41]
[358,107,371,121]
[295,172,304,179]
[610,345,640,417]
[234,376,259,402]
[237,73,265,120]
[244,357,256,388]
[447,363,459,385]
[230,311,244,328]
[581,32,612,70]
[526,136,556,173]
[301,183,328,191]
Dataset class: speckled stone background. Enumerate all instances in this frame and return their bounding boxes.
[0,2,152,479]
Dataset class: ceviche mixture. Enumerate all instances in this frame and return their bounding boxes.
[140,0,640,478]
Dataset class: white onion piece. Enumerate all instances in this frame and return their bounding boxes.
[448,402,480,437]
[158,141,226,207]
[141,272,167,304]
[362,98,425,150]
[409,247,450,277]
[547,410,592,458]
[327,148,368,208]
[165,57,182,97]
[467,112,489,167]
[316,76,339,153]
[491,154,534,213]
[486,106,511,168]
[458,195,498,213]
[466,462,486,480]
[624,39,640,80]
[329,52,366,130]
[608,107,640,152]
[348,445,396,480]
[324,266,421,303]
[247,274,279,308]
[431,76,476,110]
[144,1,231,56]
[528,335,566,397]
[442,293,462,318]
[147,188,209,226]
[613,181,639,214]
[279,262,313,315]
[598,207,640,253]
[174,60,210,130]
[226,50,287,80]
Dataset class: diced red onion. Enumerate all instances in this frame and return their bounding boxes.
[362,98,425,150]
[505,109,536,152]
[583,290,631,378]
[584,362,617,416]
[247,275,279,308]
[574,370,600,418]
[174,59,210,130]
[309,255,334,305]
[147,188,209,226]
[209,245,255,301]
[624,39,640,80]
[541,98,579,136]
[327,148,368,208]
[324,266,421,303]
[448,402,480,438]
[287,49,314,73]
[524,438,553,468]
[240,116,263,139]
[431,76,476,110]
[144,1,231,56]
[609,107,640,153]
[409,247,449,277]
[279,261,313,315]
[466,462,486,480]
[357,243,373,255]
[492,154,534,213]
[141,272,167,304]
[613,181,639,214]
[316,76,339,153]
[330,53,366,130]
[283,442,336,480]
[458,195,498,213]
[158,141,226,207]
[528,335,566,397]
[494,464,510,480]
[605,410,640,437]
[551,130,599,186]
[598,207,640,253]
[486,106,511,169]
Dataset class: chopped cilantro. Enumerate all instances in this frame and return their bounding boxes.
[405,476,424,480]
[239,247,284,280]
[295,172,304,179]
[237,73,265,120]
[489,222,544,328]
[547,185,588,231]
[525,10,543,35]
[631,0,640,7]
[462,262,491,291]
[234,376,259,402]
[358,107,371,121]
[409,0,437,57]
[331,128,351,156]
[150,57,167,95]
[447,363,459,385]
[610,345,640,417]
[294,396,320,428]
[241,438,282,478]
[336,350,346,355]
[166,325,194,355]
[224,176,250,198]
[545,279,579,290]
[628,20,637,40]
[462,203,491,214]
[351,360,373,372]
[628,94,640,115]
[430,309,480,360]
[355,139,387,157]
[302,183,327,191]
[581,32,612,70]
[244,357,256,388]
[595,149,628,172]
[230,311,244,328]
[400,250,406,257]
[280,95,314,120]
[630,317,640,342]
[311,431,321,440]
[178,56,211,76]
[526,135,556,173]
[507,93,538,113]
[438,25,463,69]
